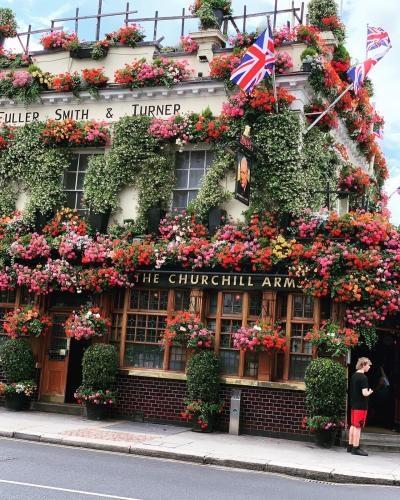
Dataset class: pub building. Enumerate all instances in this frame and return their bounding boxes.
[0,1,399,440]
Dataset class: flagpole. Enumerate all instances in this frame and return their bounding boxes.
[268,15,279,113]
[366,23,369,60]
[304,83,354,134]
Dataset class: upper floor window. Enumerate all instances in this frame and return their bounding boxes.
[63,152,102,215]
[172,149,214,209]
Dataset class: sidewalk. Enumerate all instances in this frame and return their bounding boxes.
[0,407,399,486]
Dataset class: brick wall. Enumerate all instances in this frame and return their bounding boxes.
[116,374,308,439]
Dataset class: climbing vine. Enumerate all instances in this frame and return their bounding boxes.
[0,123,70,217]
[189,150,235,219]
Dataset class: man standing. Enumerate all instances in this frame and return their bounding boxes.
[348,357,373,456]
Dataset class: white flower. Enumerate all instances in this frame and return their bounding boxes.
[179,326,187,332]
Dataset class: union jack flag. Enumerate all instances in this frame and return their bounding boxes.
[347,58,377,95]
[230,25,275,93]
[367,26,392,54]
[373,123,384,140]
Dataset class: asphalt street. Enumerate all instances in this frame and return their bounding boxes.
[0,438,399,500]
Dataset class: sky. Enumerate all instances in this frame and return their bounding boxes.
[4,0,399,224]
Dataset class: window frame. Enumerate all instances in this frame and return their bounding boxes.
[63,149,104,215]
[172,145,214,210]
[114,287,322,382]
[116,288,192,371]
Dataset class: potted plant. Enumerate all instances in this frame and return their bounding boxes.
[0,338,36,411]
[80,67,109,98]
[304,358,347,447]
[190,0,232,30]
[75,343,118,420]
[87,208,111,234]
[65,306,110,341]
[300,48,318,72]
[301,415,345,447]
[304,321,359,358]
[106,24,145,48]
[181,350,222,432]
[3,306,51,339]
[0,8,17,46]
[40,30,79,51]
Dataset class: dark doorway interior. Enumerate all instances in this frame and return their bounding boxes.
[350,332,400,431]
[65,338,90,404]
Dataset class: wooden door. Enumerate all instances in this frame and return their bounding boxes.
[40,313,70,403]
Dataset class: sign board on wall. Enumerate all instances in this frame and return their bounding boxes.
[0,90,226,126]
[133,270,302,291]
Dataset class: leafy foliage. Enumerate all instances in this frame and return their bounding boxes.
[82,343,118,390]
[189,150,234,219]
[304,358,347,417]
[0,338,35,383]
[186,350,220,403]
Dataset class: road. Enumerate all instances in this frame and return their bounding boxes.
[0,438,398,500]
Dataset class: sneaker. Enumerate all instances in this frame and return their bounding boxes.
[351,447,368,456]
[347,445,353,453]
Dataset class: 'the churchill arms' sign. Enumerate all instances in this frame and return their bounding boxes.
[132,271,301,291]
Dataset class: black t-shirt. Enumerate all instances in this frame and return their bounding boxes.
[350,372,369,410]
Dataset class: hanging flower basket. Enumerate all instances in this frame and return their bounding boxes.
[3,307,51,339]
[65,306,110,340]
[161,311,215,351]
[233,322,287,353]
[304,321,359,358]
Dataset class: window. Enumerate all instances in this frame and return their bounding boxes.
[206,291,263,377]
[63,152,102,214]
[116,288,191,370]
[285,294,316,381]
[172,150,214,209]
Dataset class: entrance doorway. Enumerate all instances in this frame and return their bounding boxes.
[39,293,94,403]
[350,331,400,432]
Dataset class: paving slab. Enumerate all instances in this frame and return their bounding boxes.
[0,407,399,486]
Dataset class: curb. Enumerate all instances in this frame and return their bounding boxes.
[1,430,399,487]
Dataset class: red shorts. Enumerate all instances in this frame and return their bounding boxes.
[351,409,368,428]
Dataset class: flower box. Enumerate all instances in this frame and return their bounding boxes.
[70,47,94,59]
[88,210,111,234]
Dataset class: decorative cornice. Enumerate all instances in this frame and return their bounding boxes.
[0,79,228,108]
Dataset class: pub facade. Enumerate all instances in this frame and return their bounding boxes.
[1,2,398,438]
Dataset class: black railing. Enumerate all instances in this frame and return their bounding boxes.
[15,0,305,54]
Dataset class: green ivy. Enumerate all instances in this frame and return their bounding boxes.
[0,123,70,216]
[84,116,175,228]
[252,112,309,215]
[189,150,234,219]
[301,127,339,210]
[136,153,175,230]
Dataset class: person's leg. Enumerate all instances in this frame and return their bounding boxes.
[352,427,361,447]
[349,425,354,444]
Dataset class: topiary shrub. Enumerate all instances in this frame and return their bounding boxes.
[304,358,347,417]
[0,338,35,382]
[186,350,220,403]
[82,343,118,390]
